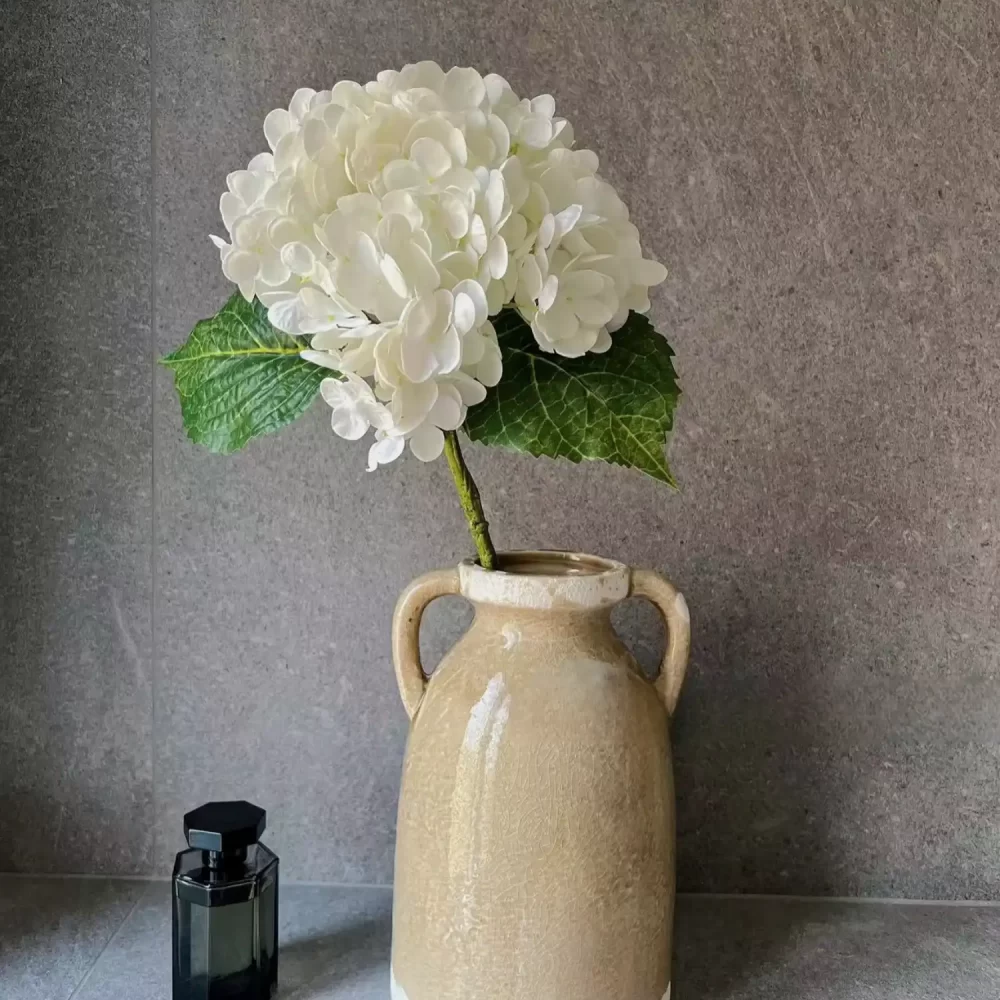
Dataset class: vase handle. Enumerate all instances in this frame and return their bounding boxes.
[392,568,461,719]
[629,569,691,716]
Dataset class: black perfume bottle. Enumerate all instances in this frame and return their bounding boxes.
[172,801,279,1000]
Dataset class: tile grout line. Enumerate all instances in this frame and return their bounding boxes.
[2,873,999,908]
[149,0,159,874]
[65,891,145,1000]
[673,891,1000,908]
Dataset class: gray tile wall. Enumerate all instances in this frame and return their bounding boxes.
[3,0,999,897]
[1,1,152,873]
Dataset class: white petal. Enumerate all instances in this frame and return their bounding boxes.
[484,72,512,106]
[442,66,486,109]
[400,332,437,383]
[378,212,417,254]
[530,94,555,117]
[410,137,452,179]
[435,325,463,374]
[222,250,259,284]
[461,329,485,365]
[263,108,294,150]
[521,181,550,224]
[485,237,508,280]
[367,433,405,471]
[571,297,616,326]
[438,250,478,284]
[393,379,439,433]
[518,254,543,300]
[289,88,317,121]
[280,242,315,275]
[592,328,613,353]
[500,156,529,210]
[484,170,506,229]
[404,116,468,166]
[452,280,489,326]
[441,194,470,239]
[553,325,598,358]
[501,211,528,252]
[519,114,553,148]
[562,269,607,298]
[331,78,368,108]
[450,371,488,406]
[266,298,304,331]
[331,409,368,440]
[486,276,507,315]
[268,217,306,247]
[339,191,381,218]
[553,203,583,240]
[409,423,446,462]
[383,158,425,191]
[381,190,424,229]
[631,257,669,286]
[538,213,555,250]
[353,232,381,273]
[476,342,503,386]
[537,274,559,312]
[303,118,330,159]
[452,298,478,334]
[248,152,274,173]
[402,292,440,340]
[209,234,229,250]
[575,149,599,174]
[467,214,488,255]
[228,169,266,205]
[607,305,630,332]
[219,192,244,230]
[625,287,652,313]
[273,130,300,174]
[380,255,410,298]
[300,349,342,371]
[487,114,511,163]
[428,383,464,430]
[310,328,349,352]
[320,377,346,406]
[258,253,291,286]
[401,244,441,297]
[537,299,579,342]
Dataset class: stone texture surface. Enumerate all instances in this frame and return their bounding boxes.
[152,0,1000,895]
[7,878,1000,1000]
[74,881,393,1000]
[3,0,1000,899]
[0,0,153,872]
[672,895,1000,1000]
[0,876,146,1000]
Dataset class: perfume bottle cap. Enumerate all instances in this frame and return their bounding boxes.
[184,800,266,853]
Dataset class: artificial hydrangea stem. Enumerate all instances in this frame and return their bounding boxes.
[443,431,498,571]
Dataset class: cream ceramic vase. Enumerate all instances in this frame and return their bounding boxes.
[390,551,690,1000]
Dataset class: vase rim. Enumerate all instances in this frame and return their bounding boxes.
[458,549,629,610]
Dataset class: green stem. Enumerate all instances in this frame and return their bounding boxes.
[443,430,498,570]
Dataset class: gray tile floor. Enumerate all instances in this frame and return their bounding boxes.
[2,876,999,999]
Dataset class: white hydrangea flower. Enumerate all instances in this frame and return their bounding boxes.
[320,373,391,440]
[212,62,667,467]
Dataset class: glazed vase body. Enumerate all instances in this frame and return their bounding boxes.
[390,552,690,1000]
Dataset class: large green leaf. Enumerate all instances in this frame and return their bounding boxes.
[464,309,680,485]
[161,293,329,453]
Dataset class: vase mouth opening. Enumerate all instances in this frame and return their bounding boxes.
[459,550,629,610]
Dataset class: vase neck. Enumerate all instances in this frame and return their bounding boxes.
[458,551,629,613]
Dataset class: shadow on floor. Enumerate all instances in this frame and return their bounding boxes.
[279,907,392,997]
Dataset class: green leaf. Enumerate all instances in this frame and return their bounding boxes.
[464,309,681,485]
[161,293,329,454]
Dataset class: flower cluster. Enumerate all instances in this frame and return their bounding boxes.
[211,62,667,468]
